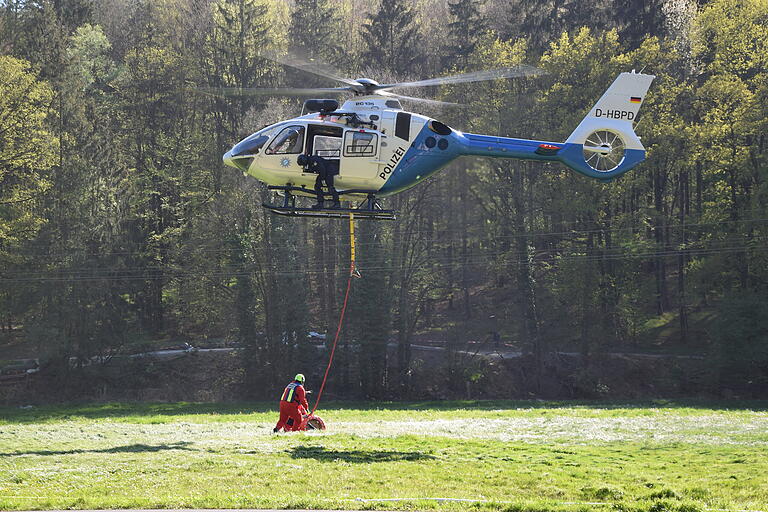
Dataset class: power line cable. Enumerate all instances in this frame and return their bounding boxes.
[2,243,766,283]
[8,216,768,260]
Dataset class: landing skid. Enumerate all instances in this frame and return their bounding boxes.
[263,185,396,221]
[263,204,396,220]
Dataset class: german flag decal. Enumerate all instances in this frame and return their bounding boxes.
[630,96,642,103]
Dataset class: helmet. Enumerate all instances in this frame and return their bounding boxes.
[294,373,305,383]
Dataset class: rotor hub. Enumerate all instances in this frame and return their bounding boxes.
[351,78,380,95]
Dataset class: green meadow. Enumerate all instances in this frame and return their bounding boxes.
[1,401,767,512]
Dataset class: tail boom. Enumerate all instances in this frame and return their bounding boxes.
[376,71,654,196]
[460,71,655,181]
[456,132,644,181]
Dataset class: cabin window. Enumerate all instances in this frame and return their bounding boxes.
[266,125,305,154]
[344,131,377,157]
[313,135,342,158]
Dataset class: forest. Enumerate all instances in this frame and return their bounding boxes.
[0,0,766,402]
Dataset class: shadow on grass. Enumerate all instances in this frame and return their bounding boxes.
[289,445,436,463]
[2,399,768,424]
[1,441,196,457]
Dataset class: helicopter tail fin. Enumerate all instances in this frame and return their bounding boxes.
[557,71,655,181]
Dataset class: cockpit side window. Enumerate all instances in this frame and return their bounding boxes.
[266,125,305,154]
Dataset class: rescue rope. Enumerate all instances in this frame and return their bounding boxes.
[311,213,358,415]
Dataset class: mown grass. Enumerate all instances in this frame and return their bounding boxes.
[1,400,767,512]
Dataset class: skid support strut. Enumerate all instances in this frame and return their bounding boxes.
[281,189,296,208]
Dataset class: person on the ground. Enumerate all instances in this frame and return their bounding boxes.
[273,373,309,432]
[299,153,340,209]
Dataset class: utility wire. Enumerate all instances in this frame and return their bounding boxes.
[3,235,766,275]
[7,216,768,260]
[3,240,764,277]
[2,243,766,283]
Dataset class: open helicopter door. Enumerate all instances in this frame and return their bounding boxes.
[307,124,343,176]
[339,128,381,189]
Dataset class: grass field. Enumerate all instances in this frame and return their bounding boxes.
[1,400,767,512]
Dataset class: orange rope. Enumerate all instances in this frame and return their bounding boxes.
[311,213,357,414]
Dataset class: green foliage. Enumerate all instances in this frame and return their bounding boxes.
[692,0,768,80]
[502,0,613,54]
[612,0,667,50]
[2,0,768,401]
[360,0,422,73]
[443,0,489,68]
[0,56,55,258]
[289,0,344,64]
[66,23,116,87]
[539,28,624,137]
[209,0,273,87]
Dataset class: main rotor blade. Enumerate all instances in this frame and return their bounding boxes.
[375,65,544,90]
[194,86,352,97]
[259,51,360,87]
[380,90,461,107]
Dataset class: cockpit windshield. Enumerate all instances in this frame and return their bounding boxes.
[231,130,270,157]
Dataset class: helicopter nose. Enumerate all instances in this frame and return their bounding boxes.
[223,150,235,168]
[223,149,254,173]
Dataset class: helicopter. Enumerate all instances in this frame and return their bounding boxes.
[219,57,655,220]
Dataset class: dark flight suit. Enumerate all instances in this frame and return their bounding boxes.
[308,155,340,208]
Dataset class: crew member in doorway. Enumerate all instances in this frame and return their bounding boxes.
[299,153,340,209]
[274,373,309,432]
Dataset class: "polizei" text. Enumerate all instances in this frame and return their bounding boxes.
[379,146,406,179]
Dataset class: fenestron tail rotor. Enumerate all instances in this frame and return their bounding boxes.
[582,130,627,172]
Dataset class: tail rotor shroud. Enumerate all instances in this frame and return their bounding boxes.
[582,129,627,172]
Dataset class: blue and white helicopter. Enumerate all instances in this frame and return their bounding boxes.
[220,58,654,220]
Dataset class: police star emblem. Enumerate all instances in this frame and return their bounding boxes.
[281,157,290,167]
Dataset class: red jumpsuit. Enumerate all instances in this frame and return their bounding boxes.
[274,381,309,432]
